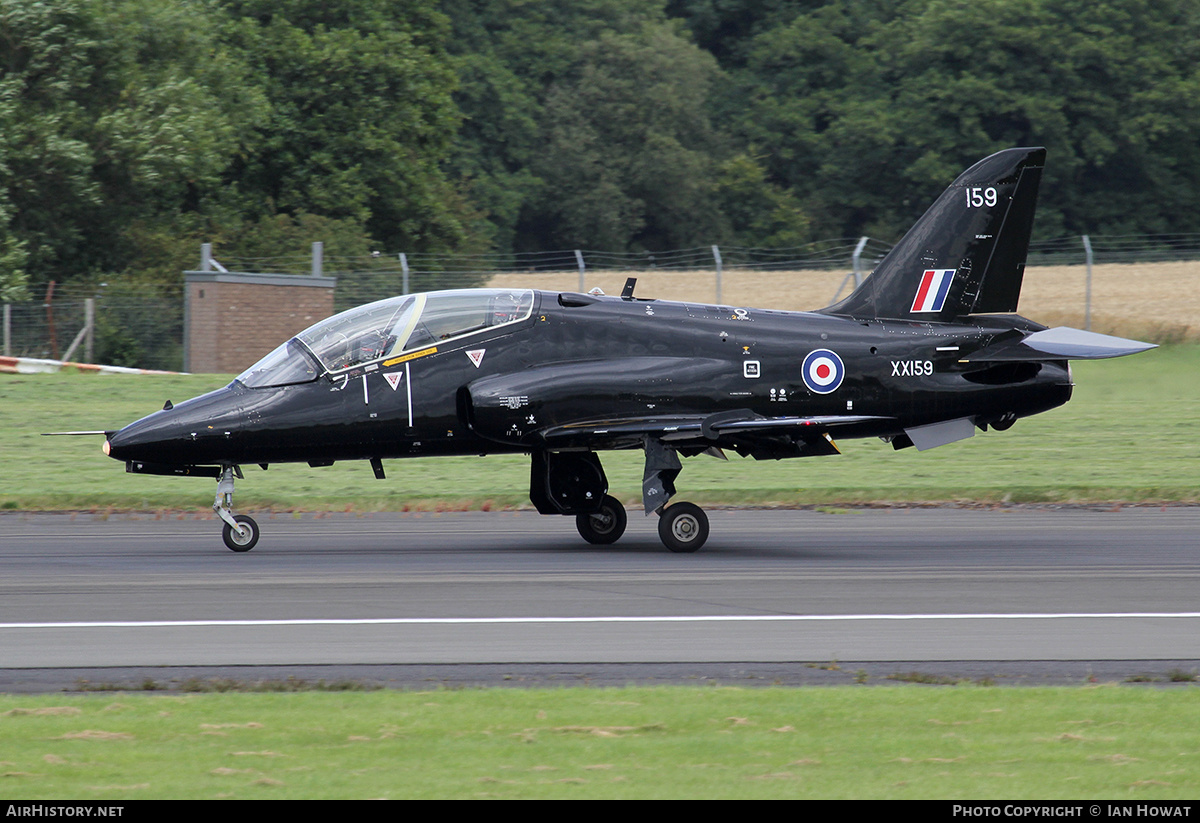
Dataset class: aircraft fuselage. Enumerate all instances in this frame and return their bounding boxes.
[106,289,1072,469]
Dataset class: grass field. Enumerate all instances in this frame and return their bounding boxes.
[1,343,1196,512]
[3,686,1200,799]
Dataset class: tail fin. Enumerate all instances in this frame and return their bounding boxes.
[821,147,1045,322]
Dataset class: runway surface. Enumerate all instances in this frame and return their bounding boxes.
[2,506,1199,691]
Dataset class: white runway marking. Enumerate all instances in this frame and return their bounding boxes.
[5,612,1200,629]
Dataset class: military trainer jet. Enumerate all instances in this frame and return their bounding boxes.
[102,147,1153,552]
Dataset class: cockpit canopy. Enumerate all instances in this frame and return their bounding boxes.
[237,289,535,388]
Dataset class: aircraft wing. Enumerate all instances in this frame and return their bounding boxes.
[537,412,893,458]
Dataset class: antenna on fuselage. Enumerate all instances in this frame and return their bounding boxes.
[621,278,637,299]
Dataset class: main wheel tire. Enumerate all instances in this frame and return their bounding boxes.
[657,502,709,553]
[576,495,628,545]
[222,514,260,552]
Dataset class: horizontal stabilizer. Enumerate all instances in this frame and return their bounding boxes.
[966,327,1156,362]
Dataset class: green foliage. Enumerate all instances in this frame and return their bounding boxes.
[0,0,268,293]
[527,21,728,251]
[715,153,813,247]
[727,0,1200,239]
[0,232,29,302]
[214,212,373,267]
[445,1,697,253]
[444,1,817,254]
[0,0,106,279]
[220,0,481,255]
[665,0,801,63]
[0,0,483,305]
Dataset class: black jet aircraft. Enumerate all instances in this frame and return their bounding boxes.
[101,147,1153,552]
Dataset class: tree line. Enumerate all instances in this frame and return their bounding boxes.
[3,0,1199,304]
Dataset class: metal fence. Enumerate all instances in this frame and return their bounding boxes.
[6,233,1200,371]
[1026,233,1200,265]
[2,286,182,371]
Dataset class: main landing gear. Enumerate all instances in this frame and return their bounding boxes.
[573,495,710,552]
[214,466,259,552]
[534,447,712,553]
[575,496,709,552]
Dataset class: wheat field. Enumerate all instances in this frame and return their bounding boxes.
[489,260,1200,343]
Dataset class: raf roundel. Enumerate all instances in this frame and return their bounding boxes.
[802,349,845,394]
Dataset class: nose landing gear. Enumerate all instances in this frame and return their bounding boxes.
[214,466,259,552]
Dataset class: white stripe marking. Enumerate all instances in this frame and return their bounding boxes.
[3,612,1200,630]
[405,362,412,427]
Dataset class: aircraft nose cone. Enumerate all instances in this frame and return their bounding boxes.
[105,385,247,465]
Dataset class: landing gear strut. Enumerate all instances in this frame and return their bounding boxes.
[530,446,714,552]
[214,466,259,552]
[644,438,710,552]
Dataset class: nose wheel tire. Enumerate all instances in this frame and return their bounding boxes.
[576,495,628,544]
[657,502,709,553]
[222,514,260,552]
